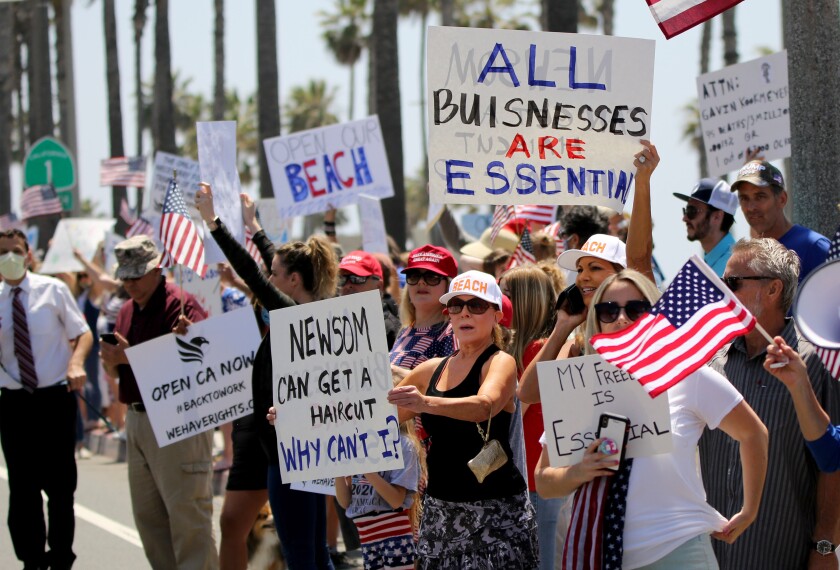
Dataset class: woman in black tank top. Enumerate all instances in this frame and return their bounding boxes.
[388,270,538,569]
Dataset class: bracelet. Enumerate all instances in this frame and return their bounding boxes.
[323,220,336,227]
[324,228,337,236]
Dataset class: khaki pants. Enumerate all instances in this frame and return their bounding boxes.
[126,409,218,570]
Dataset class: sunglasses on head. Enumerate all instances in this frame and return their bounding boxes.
[682,205,705,220]
[405,270,444,286]
[338,274,380,286]
[722,275,773,292]
[594,300,652,324]
[446,298,493,315]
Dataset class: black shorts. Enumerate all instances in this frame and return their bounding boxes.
[226,413,269,491]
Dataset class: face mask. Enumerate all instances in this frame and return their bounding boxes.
[260,307,271,327]
[0,252,26,281]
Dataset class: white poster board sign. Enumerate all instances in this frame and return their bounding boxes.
[197,121,245,264]
[125,308,261,447]
[39,218,116,274]
[270,290,403,483]
[255,198,293,244]
[180,265,223,317]
[290,478,337,496]
[697,51,790,176]
[103,231,125,276]
[537,354,672,467]
[357,195,389,254]
[263,116,395,219]
[149,152,202,219]
[427,26,655,212]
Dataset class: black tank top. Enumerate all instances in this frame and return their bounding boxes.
[421,345,526,502]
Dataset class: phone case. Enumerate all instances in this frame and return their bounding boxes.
[596,413,630,471]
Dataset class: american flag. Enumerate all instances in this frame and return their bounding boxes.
[244,226,263,268]
[815,223,840,378]
[591,255,756,397]
[507,226,536,269]
[119,198,137,225]
[514,204,556,225]
[159,177,207,278]
[544,220,566,257]
[100,156,147,187]
[490,205,514,243]
[646,0,744,39]
[20,185,63,219]
[353,506,414,570]
[127,216,155,238]
[0,212,24,231]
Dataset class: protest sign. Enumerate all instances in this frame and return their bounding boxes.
[427,26,655,212]
[149,152,202,219]
[197,121,245,264]
[125,308,261,447]
[255,198,293,244]
[39,218,116,274]
[103,231,125,275]
[269,290,403,483]
[180,265,223,317]
[537,354,672,468]
[290,478,337,496]
[697,51,790,176]
[263,116,394,219]
[357,194,389,254]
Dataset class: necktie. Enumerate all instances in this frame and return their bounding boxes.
[12,287,38,392]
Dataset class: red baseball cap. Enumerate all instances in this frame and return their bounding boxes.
[402,245,458,278]
[500,294,513,328]
[339,251,383,279]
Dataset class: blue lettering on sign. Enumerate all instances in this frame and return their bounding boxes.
[528,44,556,88]
[323,156,344,193]
[515,164,537,195]
[568,46,607,91]
[446,160,474,195]
[351,147,372,186]
[540,165,565,195]
[278,437,321,471]
[486,161,509,195]
[285,164,309,203]
[477,43,520,87]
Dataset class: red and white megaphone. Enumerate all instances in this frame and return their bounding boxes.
[793,258,840,350]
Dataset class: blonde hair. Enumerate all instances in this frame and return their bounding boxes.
[536,259,566,295]
[531,231,557,262]
[583,269,661,355]
[501,265,556,371]
[275,235,338,301]
[398,277,451,328]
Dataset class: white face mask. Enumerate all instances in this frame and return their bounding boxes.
[0,252,27,281]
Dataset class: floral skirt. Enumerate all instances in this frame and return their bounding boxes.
[417,492,539,569]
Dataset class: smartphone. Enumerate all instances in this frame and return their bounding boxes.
[596,413,630,471]
[100,333,118,345]
[555,283,585,315]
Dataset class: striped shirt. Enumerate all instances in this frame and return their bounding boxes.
[698,319,840,569]
[389,321,454,370]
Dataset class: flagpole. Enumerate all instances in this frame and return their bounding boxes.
[172,168,185,318]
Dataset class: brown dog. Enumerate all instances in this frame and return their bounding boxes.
[246,502,285,570]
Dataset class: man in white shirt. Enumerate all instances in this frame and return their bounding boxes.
[0,228,92,570]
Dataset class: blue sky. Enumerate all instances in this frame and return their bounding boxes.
[10,0,782,280]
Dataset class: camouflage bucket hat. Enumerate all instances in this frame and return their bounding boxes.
[115,236,162,280]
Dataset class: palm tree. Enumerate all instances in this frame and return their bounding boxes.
[153,0,176,153]
[721,8,738,66]
[440,0,454,25]
[133,0,148,208]
[103,0,128,231]
[283,80,339,134]
[27,0,54,142]
[544,0,577,32]
[0,3,13,214]
[372,0,405,247]
[599,0,614,35]
[256,0,280,198]
[213,0,225,121]
[320,0,367,121]
[400,0,432,182]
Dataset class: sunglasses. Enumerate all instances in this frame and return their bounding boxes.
[405,270,444,286]
[722,275,774,292]
[446,298,493,315]
[594,300,652,324]
[682,205,704,220]
[338,274,380,286]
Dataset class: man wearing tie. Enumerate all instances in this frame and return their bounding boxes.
[0,229,92,570]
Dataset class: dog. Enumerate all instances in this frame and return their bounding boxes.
[246,502,285,570]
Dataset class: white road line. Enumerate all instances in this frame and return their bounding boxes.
[0,466,142,548]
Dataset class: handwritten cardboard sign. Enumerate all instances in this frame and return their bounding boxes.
[269,290,403,483]
[263,116,395,219]
[180,266,222,317]
[357,195,389,254]
[125,308,261,447]
[290,478,337,496]
[39,218,116,274]
[427,26,655,212]
[697,51,790,176]
[537,354,672,467]
[148,152,202,219]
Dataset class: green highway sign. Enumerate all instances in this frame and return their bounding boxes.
[56,190,73,211]
[24,137,76,193]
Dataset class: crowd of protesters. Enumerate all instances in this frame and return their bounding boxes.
[1,145,839,570]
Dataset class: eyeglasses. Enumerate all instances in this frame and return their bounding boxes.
[682,205,704,220]
[338,274,380,286]
[594,300,652,324]
[446,298,493,315]
[405,270,444,286]
[722,275,774,292]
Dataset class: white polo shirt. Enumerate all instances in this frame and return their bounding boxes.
[0,272,90,389]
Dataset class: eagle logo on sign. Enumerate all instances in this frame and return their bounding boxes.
[176,336,210,365]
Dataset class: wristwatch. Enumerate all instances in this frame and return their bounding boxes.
[812,540,838,556]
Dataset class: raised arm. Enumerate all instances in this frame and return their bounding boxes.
[241,193,276,268]
[625,140,659,283]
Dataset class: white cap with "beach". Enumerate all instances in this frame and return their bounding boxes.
[556,233,627,271]
[438,270,503,309]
